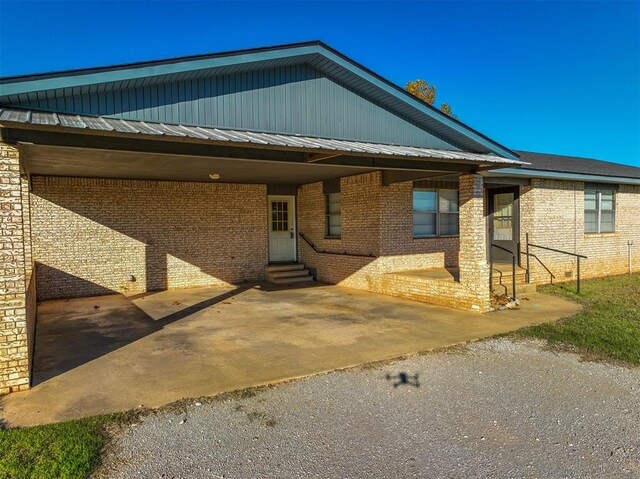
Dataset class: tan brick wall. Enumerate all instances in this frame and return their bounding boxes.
[298,172,488,311]
[31,176,268,300]
[458,174,491,311]
[377,271,487,311]
[520,179,640,284]
[379,180,460,265]
[0,144,32,393]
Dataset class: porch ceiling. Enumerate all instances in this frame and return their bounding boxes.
[20,144,377,184]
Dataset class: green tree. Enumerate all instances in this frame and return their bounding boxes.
[405,79,456,118]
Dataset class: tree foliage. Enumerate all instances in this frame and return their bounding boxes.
[405,79,456,118]
[405,79,436,105]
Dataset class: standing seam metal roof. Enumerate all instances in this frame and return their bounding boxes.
[0,107,525,166]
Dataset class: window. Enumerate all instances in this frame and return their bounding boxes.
[492,192,514,241]
[271,201,289,232]
[585,187,615,233]
[326,192,341,237]
[413,188,459,237]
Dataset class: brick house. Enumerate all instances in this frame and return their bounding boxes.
[0,42,638,393]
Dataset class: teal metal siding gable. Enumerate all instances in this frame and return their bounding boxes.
[9,64,458,150]
[0,42,517,157]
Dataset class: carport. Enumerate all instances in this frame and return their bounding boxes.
[0,41,526,398]
[1,283,580,427]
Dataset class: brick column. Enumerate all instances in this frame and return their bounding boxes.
[458,174,491,312]
[0,143,31,393]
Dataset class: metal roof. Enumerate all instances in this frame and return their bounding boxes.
[0,41,518,159]
[0,107,525,167]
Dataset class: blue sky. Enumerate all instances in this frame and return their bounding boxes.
[0,1,638,166]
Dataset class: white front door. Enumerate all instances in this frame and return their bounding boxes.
[268,195,296,262]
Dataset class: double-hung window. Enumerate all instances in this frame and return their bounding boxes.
[413,188,459,237]
[584,186,615,233]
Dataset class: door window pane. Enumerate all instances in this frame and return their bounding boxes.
[271,201,289,232]
[493,192,514,241]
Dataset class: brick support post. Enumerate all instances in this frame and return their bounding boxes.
[0,143,31,393]
[458,174,491,312]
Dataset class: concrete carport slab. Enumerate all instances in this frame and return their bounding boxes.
[0,284,580,427]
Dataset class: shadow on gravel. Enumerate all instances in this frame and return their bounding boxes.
[385,372,420,388]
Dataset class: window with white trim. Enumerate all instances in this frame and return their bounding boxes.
[413,188,459,237]
[326,192,342,238]
[584,187,615,233]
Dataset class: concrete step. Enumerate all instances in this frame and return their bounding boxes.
[492,276,527,286]
[268,269,311,279]
[266,263,306,273]
[491,262,526,273]
[491,268,527,283]
[492,282,537,297]
[269,275,315,285]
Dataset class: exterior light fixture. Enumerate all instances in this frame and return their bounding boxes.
[209,173,221,180]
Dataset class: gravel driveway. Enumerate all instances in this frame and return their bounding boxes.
[97,339,640,478]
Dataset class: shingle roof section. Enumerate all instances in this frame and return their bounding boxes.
[516,151,640,180]
[0,107,525,167]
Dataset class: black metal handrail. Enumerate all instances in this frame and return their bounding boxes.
[524,233,587,293]
[489,243,517,300]
[491,267,509,296]
[521,251,556,285]
[298,232,377,258]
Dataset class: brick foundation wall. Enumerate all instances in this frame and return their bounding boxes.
[520,179,640,284]
[31,176,268,300]
[0,144,32,393]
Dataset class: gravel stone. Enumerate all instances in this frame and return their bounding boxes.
[97,339,640,478]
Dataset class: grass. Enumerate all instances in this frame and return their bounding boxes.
[513,273,640,366]
[0,413,127,479]
[0,383,273,479]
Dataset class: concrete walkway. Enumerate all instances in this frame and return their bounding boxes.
[0,284,580,427]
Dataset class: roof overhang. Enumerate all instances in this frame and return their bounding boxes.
[1,107,525,185]
[481,168,640,186]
